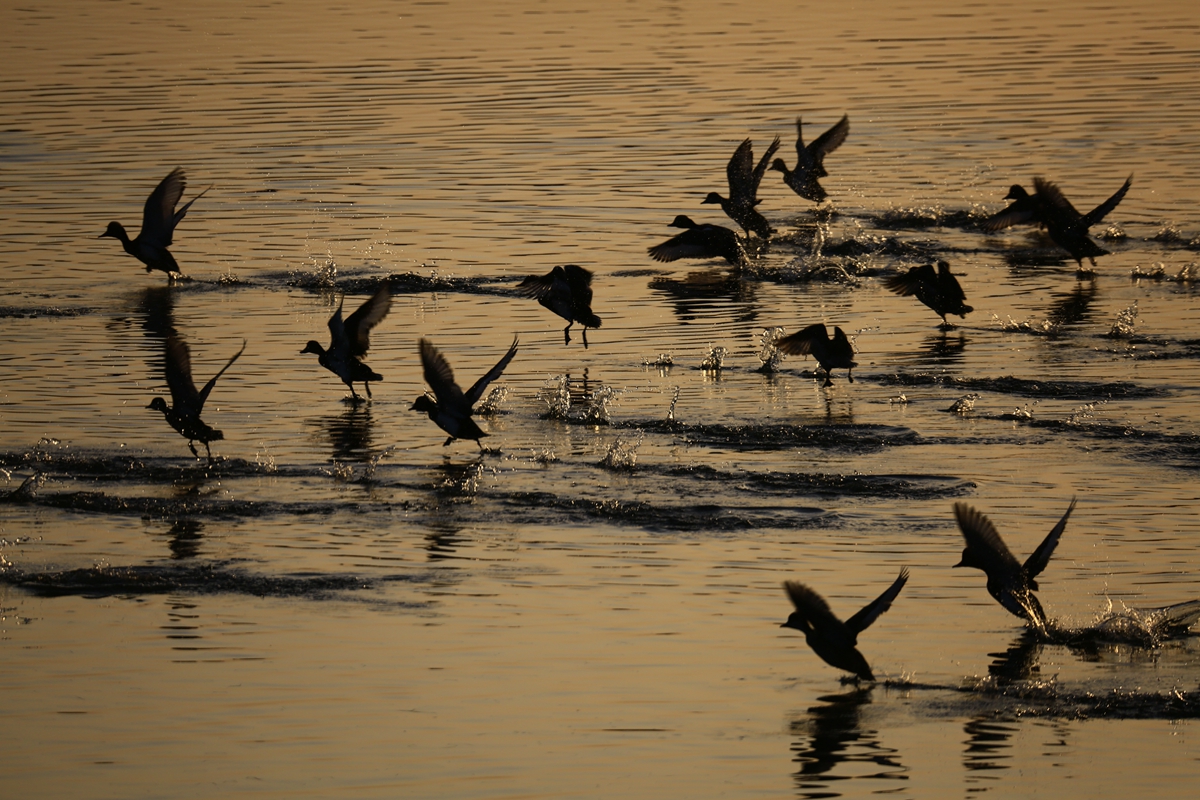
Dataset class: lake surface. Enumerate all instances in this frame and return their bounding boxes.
[3,1,1200,797]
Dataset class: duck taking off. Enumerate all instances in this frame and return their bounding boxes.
[781,568,909,682]
[412,336,519,450]
[776,322,857,386]
[301,283,392,401]
[702,136,781,238]
[884,261,973,326]
[100,167,209,279]
[647,215,748,267]
[148,334,245,462]
[981,176,1132,269]
[771,114,850,203]
[516,265,602,348]
[953,498,1077,631]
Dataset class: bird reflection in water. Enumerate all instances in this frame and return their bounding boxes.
[788,688,907,794]
[313,405,376,463]
[986,630,1043,684]
[138,285,177,339]
[1046,280,1097,328]
[163,518,205,560]
[648,268,759,325]
[423,517,473,562]
[917,329,967,367]
[962,716,1019,780]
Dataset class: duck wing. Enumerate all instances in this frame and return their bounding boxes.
[750,135,781,197]
[883,263,937,297]
[163,334,202,414]
[343,284,392,357]
[1033,177,1085,223]
[419,338,466,406]
[464,335,519,407]
[844,568,909,636]
[140,168,187,249]
[1023,497,1076,581]
[953,502,1024,574]
[980,190,1041,232]
[776,322,829,356]
[1082,175,1132,228]
[808,114,849,175]
[195,339,246,412]
[784,581,849,640]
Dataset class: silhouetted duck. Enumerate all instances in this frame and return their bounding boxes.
[770,114,849,203]
[412,336,519,450]
[777,323,857,386]
[100,168,209,279]
[301,284,392,401]
[516,265,602,348]
[953,498,1077,630]
[148,334,245,461]
[648,215,748,267]
[702,136,780,238]
[781,568,909,682]
[884,261,973,326]
[982,176,1132,268]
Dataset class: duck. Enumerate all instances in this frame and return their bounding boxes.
[770,114,850,203]
[702,136,780,238]
[981,176,1132,269]
[516,265,602,348]
[411,336,519,449]
[884,261,973,326]
[301,283,392,401]
[100,167,209,279]
[781,568,909,682]
[648,215,748,267]
[953,498,1077,630]
[148,334,245,461]
[776,323,857,386]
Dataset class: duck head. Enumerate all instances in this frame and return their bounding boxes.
[701,192,724,205]
[1003,185,1030,201]
[769,157,790,174]
[410,395,438,414]
[99,221,128,241]
[300,340,324,356]
[668,214,697,229]
[147,396,169,413]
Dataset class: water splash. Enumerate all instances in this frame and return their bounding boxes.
[995,314,1060,336]
[288,256,338,289]
[757,327,786,373]
[1108,300,1139,338]
[600,431,643,471]
[699,345,727,372]
[538,375,572,420]
[582,385,620,424]
[642,354,674,369]
[1067,400,1106,426]
[666,387,681,422]
[476,386,510,416]
[1011,401,1038,420]
[889,393,910,405]
[1131,263,1197,283]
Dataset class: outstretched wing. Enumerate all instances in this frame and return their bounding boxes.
[953,502,1023,572]
[725,138,756,201]
[883,263,937,297]
[776,322,828,356]
[1033,177,1084,222]
[343,283,392,357]
[164,334,201,412]
[141,168,186,248]
[561,264,595,305]
[464,335,519,407]
[1023,497,1076,580]
[1083,175,1132,228]
[750,136,781,196]
[196,339,246,412]
[419,338,465,405]
[784,581,846,634]
[844,568,909,635]
[808,114,850,173]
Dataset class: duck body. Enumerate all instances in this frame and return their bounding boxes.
[770,114,849,203]
[148,334,245,461]
[517,265,601,347]
[412,336,519,449]
[953,499,1077,630]
[302,284,391,400]
[777,322,857,386]
[703,136,780,238]
[648,214,748,267]
[982,176,1132,268]
[781,568,909,681]
[101,167,209,278]
[884,261,973,325]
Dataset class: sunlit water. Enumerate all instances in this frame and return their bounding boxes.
[3,1,1200,797]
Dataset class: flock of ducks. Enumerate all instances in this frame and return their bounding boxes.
[100,115,1142,681]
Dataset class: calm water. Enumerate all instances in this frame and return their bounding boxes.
[3,1,1200,797]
